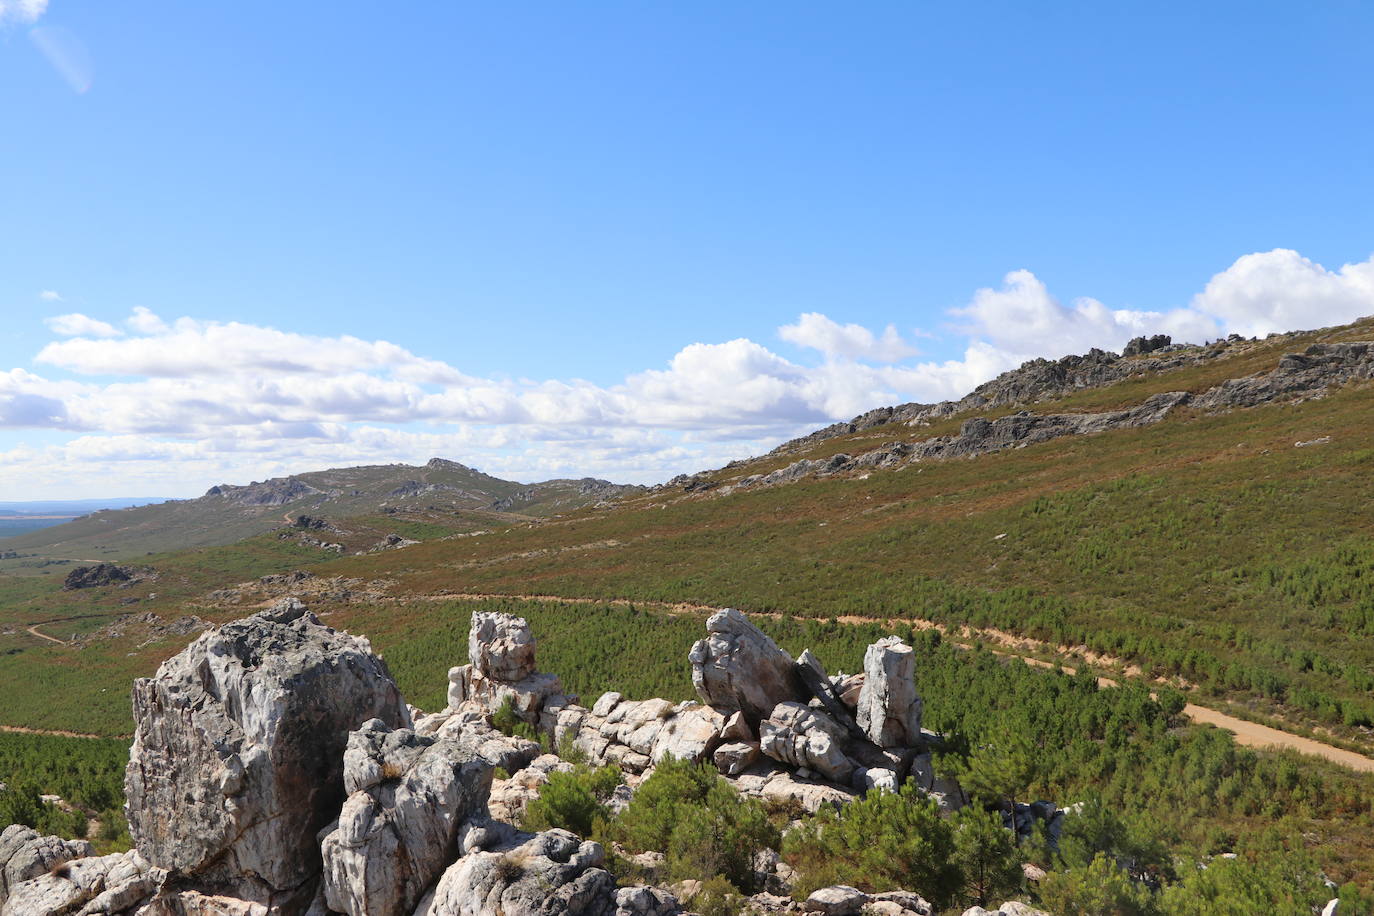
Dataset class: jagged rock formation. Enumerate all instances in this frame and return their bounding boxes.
[732,392,1188,493]
[62,564,141,590]
[857,637,923,748]
[661,335,1374,501]
[9,603,1066,916]
[722,339,1374,496]
[0,826,96,903]
[689,609,808,726]
[1192,342,1374,409]
[207,478,327,507]
[447,612,570,721]
[321,720,494,916]
[1122,334,1172,357]
[124,598,411,911]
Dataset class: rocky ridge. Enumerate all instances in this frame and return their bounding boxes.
[704,341,1374,495]
[0,601,1059,916]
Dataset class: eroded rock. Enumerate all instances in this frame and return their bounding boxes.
[856,637,922,748]
[689,609,806,725]
[124,599,409,909]
[320,719,494,916]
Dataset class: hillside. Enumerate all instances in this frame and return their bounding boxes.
[0,458,641,562]
[6,318,1374,895]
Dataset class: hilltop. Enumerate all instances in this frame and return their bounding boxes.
[0,458,641,562]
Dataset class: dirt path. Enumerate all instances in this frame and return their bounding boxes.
[1182,704,1374,772]
[393,590,1374,773]
[0,724,106,739]
[25,624,66,645]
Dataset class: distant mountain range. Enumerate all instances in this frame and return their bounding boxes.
[0,458,640,559]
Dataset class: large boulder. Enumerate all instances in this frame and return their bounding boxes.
[689,609,807,726]
[124,600,410,910]
[855,636,922,748]
[0,827,95,905]
[320,720,495,916]
[758,703,857,785]
[448,614,568,723]
[415,824,622,915]
[468,612,537,681]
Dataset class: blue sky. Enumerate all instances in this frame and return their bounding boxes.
[2,1,1373,498]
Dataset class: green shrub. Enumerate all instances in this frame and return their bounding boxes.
[952,806,1023,908]
[1038,853,1159,916]
[522,763,620,838]
[614,757,779,893]
[687,875,747,916]
[491,697,540,743]
[782,781,960,910]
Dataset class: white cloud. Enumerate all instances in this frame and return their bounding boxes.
[951,269,1220,360]
[779,312,918,362]
[6,249,1374,497]
[126,306,169,334]
[1191,249,1374,338]
[39,289,63,302]
[0,0,46,25]
[44,313,122,339]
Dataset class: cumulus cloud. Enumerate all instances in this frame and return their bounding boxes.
[126,306,169,334]
[1192,249,1374,338]
[44,313,122,339]
[951,269,1220,359]
[779,312,918,362]
[0,0,46,25]
[6,248,1374,497]
[39,289,63,302]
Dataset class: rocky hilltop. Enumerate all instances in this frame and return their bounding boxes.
[0,459,644,561]
[664,337,1374,496]
[0,603,1053,916]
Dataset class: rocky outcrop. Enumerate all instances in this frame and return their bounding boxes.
[689,609,807,726]
[1193,342,1374,409]
[62,563,141,590]
[856,637,922,748]
[544,695,724,777]
[20,603,1051,916]
[1,848,160,916]
[734,392,1189,492]
[0,825,96,905]
[361,534,420,554]
[1122,334,1172,357]
[124,598,410,911]
[682,335,1374,498]
[320,720,494,916]
[414,823,629,916]
[207,478,326,507]
[758,703,856,785]
[447,613,569,722]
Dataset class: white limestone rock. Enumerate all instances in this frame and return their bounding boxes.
[758,702,857,785]
[856,636,922,748]
[124,600,410,911]
[414,827,621,915]
[689,609,806,725]
[320,720,494,916]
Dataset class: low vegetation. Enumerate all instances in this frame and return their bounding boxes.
[0,732,131,851]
